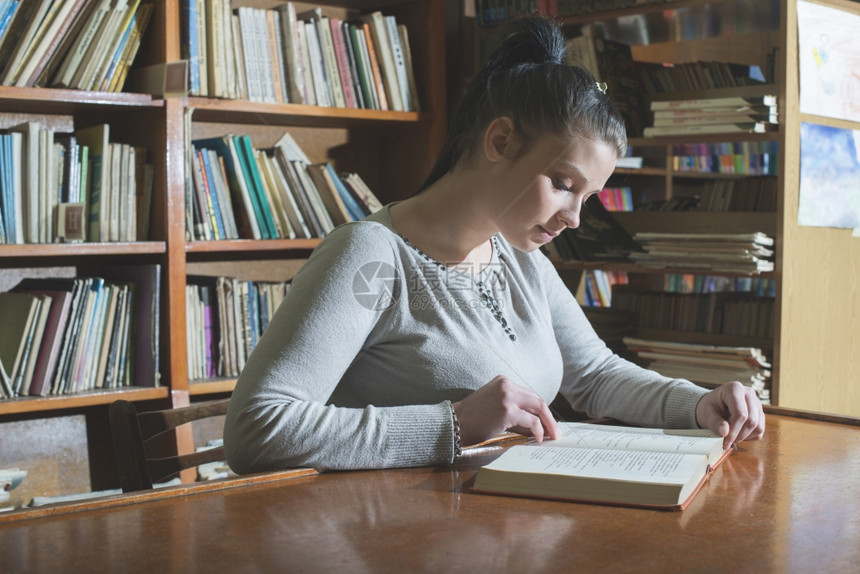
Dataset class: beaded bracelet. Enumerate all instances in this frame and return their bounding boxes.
[448,401,463,457]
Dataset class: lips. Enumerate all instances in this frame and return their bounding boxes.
[537,226,560,243]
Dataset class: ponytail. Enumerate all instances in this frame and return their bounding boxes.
[418,16,627,192]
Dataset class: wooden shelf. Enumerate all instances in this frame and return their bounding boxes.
[0,387,170,416]
[188,97,428,128]
[0,242,166,259]
[0,86,162,114]
[186,238,322,254]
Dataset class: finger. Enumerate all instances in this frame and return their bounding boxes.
[723,384,749,447]
[509,411,545,443]
[739,391,766,442]
[522,396,560,442]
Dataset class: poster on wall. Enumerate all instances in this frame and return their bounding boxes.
[798,122,860,229]
[797,1,860,122]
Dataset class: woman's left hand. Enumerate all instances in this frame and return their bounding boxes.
[696,381,766,449]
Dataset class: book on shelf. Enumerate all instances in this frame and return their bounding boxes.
[276,2,306,104]
[0,291,47,398]
[316,14,346,108]
[630,232,775,274]
[472,422,732,510]
[642,121,777,137]
[360,11,403,111]
[553,195,642,262]
[102,265,161,387]
[186,275,290,380]
[566,35,648,137]
[635,60,769,96]
[193,135,266,239]
[623,337,771,402]
[650,94,778,111]
[11,286,73,396]
[611,285,775,340]
[266,9,287,103]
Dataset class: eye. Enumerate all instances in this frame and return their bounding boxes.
[551,177,571,192]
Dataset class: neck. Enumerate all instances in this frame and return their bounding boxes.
[391,169,498,266]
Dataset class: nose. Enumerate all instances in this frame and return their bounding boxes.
[557,202,582,230]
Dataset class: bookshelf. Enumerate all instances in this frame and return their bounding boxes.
[0,0,446,498]
[466,0,859,415]
[565,0,859,415]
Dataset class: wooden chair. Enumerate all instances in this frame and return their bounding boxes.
[109,398,231,493]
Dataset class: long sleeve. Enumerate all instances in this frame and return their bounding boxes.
[534,254,707,428]
[224,222,456,472]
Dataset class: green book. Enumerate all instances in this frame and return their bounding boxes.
[235,135,278,239]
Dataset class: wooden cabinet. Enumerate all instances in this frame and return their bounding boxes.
[0,0,446,496]
[546,0,859,416]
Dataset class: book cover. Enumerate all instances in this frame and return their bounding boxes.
[305,163,351,226]
[12,287,72,396]
[74,123,110,242]
[277,1,306,104]
[359,22,387,110]
[193,135,262,239]
[0,291,42,396]
[360,11,401,111]
[236,134,278,239]
[558,196,642,262]
[329,16,356,108]
[102,264,161,387]
[384,15,411,112]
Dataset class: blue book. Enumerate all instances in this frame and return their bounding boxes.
[323,163,364,220]
[0,1,19,45]
[181,0,200,95]
[193,136,264,239]
[197,147,227,240]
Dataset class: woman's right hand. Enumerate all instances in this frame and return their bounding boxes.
[452,375,560,446]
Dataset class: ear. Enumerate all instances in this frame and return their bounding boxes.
[483,117,520,163]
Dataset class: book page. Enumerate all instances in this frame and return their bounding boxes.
[486,445,706,485]
[544,423,723,463]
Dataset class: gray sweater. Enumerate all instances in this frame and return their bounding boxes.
[223,207,708,472]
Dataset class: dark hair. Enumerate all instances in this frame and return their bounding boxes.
[419,17,627,191]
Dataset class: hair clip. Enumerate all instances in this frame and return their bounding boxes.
[595,82,608,94]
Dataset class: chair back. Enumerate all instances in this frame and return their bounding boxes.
[109,398,231,492]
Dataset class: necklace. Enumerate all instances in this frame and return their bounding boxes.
[398,234,517,342]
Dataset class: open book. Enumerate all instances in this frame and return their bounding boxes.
[472,422,732,510]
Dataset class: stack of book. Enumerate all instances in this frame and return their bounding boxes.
[187,131,382,241]
[629,232,775,275]
[643,95,778,137]
[0,0,154,91]
[186,276,290,380]
[0,122,153,244]
[0,266,160,398]
[182,2,420,111]
[623,336,771,402]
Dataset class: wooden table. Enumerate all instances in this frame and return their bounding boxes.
[2,408,859,573]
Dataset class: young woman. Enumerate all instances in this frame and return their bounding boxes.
[223,16,764,472]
